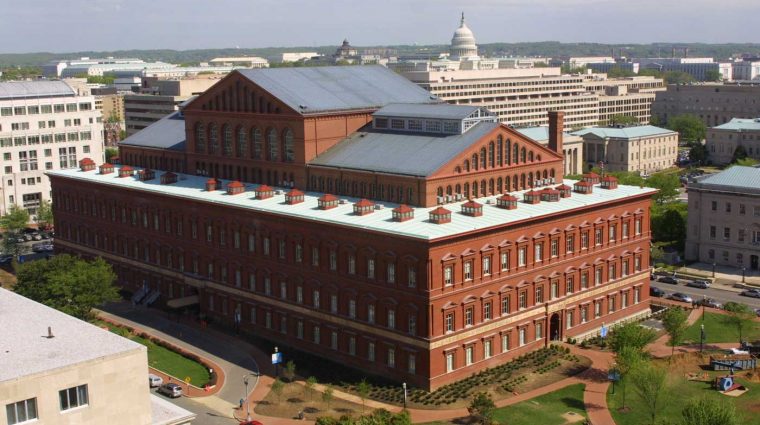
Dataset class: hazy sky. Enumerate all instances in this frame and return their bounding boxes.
[1,0,757,53]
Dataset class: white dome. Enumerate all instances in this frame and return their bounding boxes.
[450,13,478,60]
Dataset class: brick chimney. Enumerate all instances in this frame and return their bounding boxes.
[548,111,564,156]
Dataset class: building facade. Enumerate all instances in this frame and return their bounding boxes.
[516,127,584,175]
[0,81,104,218]
[706,118,760,165]
[0,288,194,425]
[50,66,654,391]
[685,166,760,271]
[572,126,679,173]
[652,83,760,127]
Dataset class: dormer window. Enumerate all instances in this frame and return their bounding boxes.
[429,207,452,224]
[556,184,572,198]
[318,194,339,210]
[392,204,414,222]
[226,181,245,195]
[99,163,114,175]
[353,199,375,216]
[574,181,594,194]
[461,200,483,217]
[540,189,560,202]
[160,172,177,185]
[118,166,134,178]
[256,184,274,199]
[600,176,618,190]
[497,194,518,210]
[523,190,541,204]
[285,189,304,205]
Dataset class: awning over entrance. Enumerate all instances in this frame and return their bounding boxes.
[166,295,199,309]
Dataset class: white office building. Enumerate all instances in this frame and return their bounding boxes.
[0,81,104,219]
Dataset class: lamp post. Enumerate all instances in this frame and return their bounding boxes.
[700,324,705,353]
[242,372,257,422]
[712,262,716,278]
[743,267,747,283]
[402,382,407,409]
[702,295,706,323]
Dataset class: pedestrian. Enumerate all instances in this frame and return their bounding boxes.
[239,398,244,409]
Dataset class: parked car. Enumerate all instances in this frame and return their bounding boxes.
[148,374,163,388]
[669,293,693,303]
[157,383,182,398]
[0,255,13,264]
[696,298,722,309]
[686,280,710,289]
[650,287,666,298]
[31,233,42,241]
[658,276,679,284]
[740,289,760,298]
[22,234,32,241]
[755,308,760,317]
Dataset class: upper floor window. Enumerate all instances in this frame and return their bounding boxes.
[283,128,295,162]
[267,128,279,161]
[6,398,37,424]
[59,384,88,411]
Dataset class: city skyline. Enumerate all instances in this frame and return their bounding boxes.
[1,0,759,53]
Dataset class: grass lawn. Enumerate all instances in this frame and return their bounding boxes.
[423,383,587,425]
[682,312,760,345]
[95,320,210,387]
[609,354,760,425]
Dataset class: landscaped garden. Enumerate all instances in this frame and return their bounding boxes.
[95,319,211,387]
[423,383,588,425]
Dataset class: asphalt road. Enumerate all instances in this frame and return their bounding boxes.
[650,279,760,309]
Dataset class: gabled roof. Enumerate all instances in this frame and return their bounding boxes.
[694,166,760,192]
[571,125,676,140]
[713,118,760,131]
[373,103,485,120]
[119,111,185,151]
[309,121,500,176]
[236,66,438,115]
[0,80,75,100]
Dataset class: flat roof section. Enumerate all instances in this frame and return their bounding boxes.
[572,125,676,139]
[48,166,656,241]
[0,80,76,100]
[0,288,143,383]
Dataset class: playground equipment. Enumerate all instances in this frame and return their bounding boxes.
[710,354,756,371]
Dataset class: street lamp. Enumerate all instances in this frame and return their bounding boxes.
[702,295,706,323]
[402,382,407,409]
[700,324,705,353]
[743,267,747,283]
[712,262,716,278]
[242,372,257,422]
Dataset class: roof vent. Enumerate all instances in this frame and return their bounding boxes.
[496,194,518,210]
[256,185,274,199]
[523,190,541,204]
[353,199,375,216]
[205,178,219,191]
[47,326,54,339]
[461,200,483,217]
[226,180,245,195]
[79,158,96,172]
[600,175,619,190]
[318,194,339,210]
[555,184,572,198]
[540,188,560,202]
[160,172,177,185]
[582,172,600,185]
[285,188,305,205]
[99,163,114,175]
[138,169,155,181]
[392,204,414,222]
[118,165,134,178]
[429,207,452,224]
[574,181,594,194]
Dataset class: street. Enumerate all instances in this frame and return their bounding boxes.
[650,279,760,309]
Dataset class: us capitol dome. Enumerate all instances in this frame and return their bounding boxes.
[450,13,479,60]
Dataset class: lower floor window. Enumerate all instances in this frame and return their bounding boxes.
[6,398,37,424]
[59,384,88,411]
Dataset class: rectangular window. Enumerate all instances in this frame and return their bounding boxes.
[407,265,416,288]
[408,315,416,335]
[566,235,575,253]
[465,307,473,326]
[551,239,558,257]
[367,259,375,279]
[482,256,491,275]
[519,291,527,309]
[740,204,746,215]
[330,295,338,314]
[723,227,731,241]
[387,309,395,328]
[263,237,270,255]
[368,304,375,323]
[296,286,303,304]
[595,302,601,318]
[348,254,356,274]
[280,281,287,299]
[502,333,510,352]
[59,384,88,411]
[408,354,416,373]
[368,342,375,361]
[278,240,286,259]
[581,306,588,323]
[566,311,574,329]
[387,263,396,283]
[609,225,617,241]
[331,331,338,350]
[312,290,320,308]
[501,296,510,315]
[446,352,455,372]
[483,301,492,320]
[595,228,603,245]
[711,201,717,211]
[6,398,37,424]
[726,202,732,213]
[635,219,641,235]
[566,277,574,294]
[465,346,473,365]
[500,252,509,271]
[248,234,255,252]
[444,265,453,286]
[518,247,527,266]
[264,278,271,295]
[609,296,616,313]
[535,286,544,304]
[387,348,395,367]
[595,268,603,285]
[349,300,356,318]
[581,231,589,248]
[297,320,304,339]
[534,242,543,262]
[709,226,716,239]
[311,247,319,266]
[445,313,454,332]
[464,260,473,280]
[536,322,543,340]
[329,250,337,271]
[622,222,629,238]
[519,328,526,346]
[313,326,320,343]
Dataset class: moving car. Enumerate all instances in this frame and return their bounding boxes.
[658,276,679,285]
[686,280,710,289]
[157,383,182,398]
[740,289,760,298]
[649,287,666,298]
[148,374,163,388]
[669,293,693,303]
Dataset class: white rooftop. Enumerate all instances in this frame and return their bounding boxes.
[150,394,196,425]
[0,288,143,383]
[48,167,656,241]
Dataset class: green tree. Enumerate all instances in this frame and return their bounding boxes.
[14,255,119,320]
[609,322,657,354]
[1,205,30,257]
[704,70,722,82]
[631,363,669,425]
[105,147,119,164]
[35,200,54,230]
[730,145,748,163]
[356,379,371,413]
[609,114,640,126]
[638,69,665,79]
[662,307,689,357]
[467,392,496,425]
[664,71,696,85]
[646,173,680,205]
[651,203,688,248]
[734,157,760,167]
[283,360,296,382]
[689,141,709,165]
[322,385,334,409]
[607,67,636,78]
[667,114,706,142]
[651,245,665,265]
[305,376,317,401]
[616,346,645,409]
[722,302,755,344]
[681,397,741,425]
[271,378,284,403]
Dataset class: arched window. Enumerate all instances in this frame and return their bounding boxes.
[437,187,443,197]
[480,148,487,169]
[513,143,520,164]
[550,168,556,178]
[464,183,470,198]
[528,172,534,187]
[236,127,247,158]
[528,151,534,162]
[464,160,470,172]
[472,181,478,197]
[208,124,218,154]
[488,142,495,168]
[472,154,479,171]
[446,185,452,195]
[513,174,518,191]
[481,179,486,196]
[505,138,512,164]
[222,124,233,156]
[520,147,526,163]
[504,176,510,191]
[195,122,205,152]
[496,137,503,166]
[543,169,548,179]
[455,184,461,195]
[520,173,526,189]
[282,128,295,162]
[267,128,279,161]
[251,128,262,159]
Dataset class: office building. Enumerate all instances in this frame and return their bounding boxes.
[0,288,195,425]
[50,65,654,390]
[632,57,733,81]
[706,118,760,165]
[572,125,678,173]
[652,83,760,127]
[0,81,104,219]
[685,166,760,271]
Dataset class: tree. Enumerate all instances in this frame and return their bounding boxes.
[631,363,669,425]
[322,385,334,409]
[689,141,708,165]
[616,346,645,410]
[35,200,53,230]
[650,245,665,265]
[722,302,755,344]
[667,114,706,142]
[662,307,689,357]
[609,322,657,354]
[645,173,680,205]
[607,67,636,78]
[305,376,317,401]
[467,392,496,425]
[357,379,371,413]
[105,147,119,164]
[283,360,296,382]
[0,204,30,233]
[734,157,760,167]
[270,378,284,403]
[664,71,696,85]
[681,397,741,425]
[731,146,748,163]
[704,69,722,82]
[609,114,640,126]
[13,255,119,320]
[651,203,687,248]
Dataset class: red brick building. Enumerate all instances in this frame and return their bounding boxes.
[49,66,654,390]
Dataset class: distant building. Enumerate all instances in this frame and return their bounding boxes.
[706,118,760,165]
[572,125,678,173]
[208,57,269,68]
[685,166,760,271]
[42,57,148,77]
[0,288,195,425]
[732,60,760,81]
[587,62,640,74]
[631,57,732,81]
[652,84,760,127]
[269,52,322,63]
[516,127,584,175]
[582,75,666,126]
[0,80,104,219]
